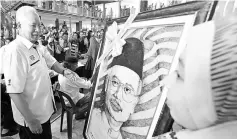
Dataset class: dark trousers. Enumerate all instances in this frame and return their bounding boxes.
[1,101,17,129]
[19,119,52,139]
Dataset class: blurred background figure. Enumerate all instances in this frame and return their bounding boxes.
[68,32,80,58]
[59,24,68,38]
[82,30,100,79]
[47,37,55,56]
[78,31,87,54]
[84,30,92,50]
[39,35,48,46]
[54,32,69,63]
[1,25,5,47]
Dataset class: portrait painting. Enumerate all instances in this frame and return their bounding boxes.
[84,1,217,139]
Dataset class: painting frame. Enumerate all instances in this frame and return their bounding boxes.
[83,1,217,139]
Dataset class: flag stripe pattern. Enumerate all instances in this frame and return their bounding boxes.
[211,19,237,124]
[91,24,184,139]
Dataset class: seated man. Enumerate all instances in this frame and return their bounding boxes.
[58,57,91,107]
[58,57,92,111]
[58,57,92,120]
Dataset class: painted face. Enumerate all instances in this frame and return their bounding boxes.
[18,12,41,43]
[105,65,141,122]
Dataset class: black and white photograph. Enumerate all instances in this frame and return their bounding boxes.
[0,0,237,139]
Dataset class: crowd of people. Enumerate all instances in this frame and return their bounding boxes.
[0,4,236,139]
[38,23,103,63]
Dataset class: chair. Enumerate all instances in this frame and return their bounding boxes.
[55,83,77,139]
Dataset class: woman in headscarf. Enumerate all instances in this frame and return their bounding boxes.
[154,14,237,139]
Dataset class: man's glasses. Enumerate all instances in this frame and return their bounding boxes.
[107,76,139,103]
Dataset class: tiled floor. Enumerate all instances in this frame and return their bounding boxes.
[2,114,182,139]
[2,113,86,139]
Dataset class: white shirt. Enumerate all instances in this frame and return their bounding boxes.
[2,35,57,126]
[58,74,91,105]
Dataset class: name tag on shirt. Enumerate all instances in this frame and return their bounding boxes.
[29,51,40,66]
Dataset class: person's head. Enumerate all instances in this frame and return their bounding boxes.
[62,32,68,41]
[39,35,45,41]
[87,30,92,39]
[16,6,41,43]
[63,57,78,71]
[100,29,104,35]
[51,26,56,33]
[104,38,144,123]
[61,24,67,32]
[72,32,79,40]
[54,35,59,41]
[96,31,100,38]
[79,31,84,38]
[48,37,54,47]
[42,27,48,34]
[164,15,237,129]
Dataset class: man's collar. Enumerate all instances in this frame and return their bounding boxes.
[17,35,34,49]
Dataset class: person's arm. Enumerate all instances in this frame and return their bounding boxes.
[51,61,64,75]
[40,46,81,81]
[72,76,92,89]
[40,45,63,73]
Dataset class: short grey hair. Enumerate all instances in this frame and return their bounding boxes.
[16,6,39,24]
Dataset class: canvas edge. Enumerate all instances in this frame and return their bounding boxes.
[83,1,218,139]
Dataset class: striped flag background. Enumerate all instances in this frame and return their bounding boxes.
[88,24,184,139]
[211,17,237,124]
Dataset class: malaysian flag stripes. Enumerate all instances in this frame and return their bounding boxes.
[91,24,184,139]
[211,20,237,124]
